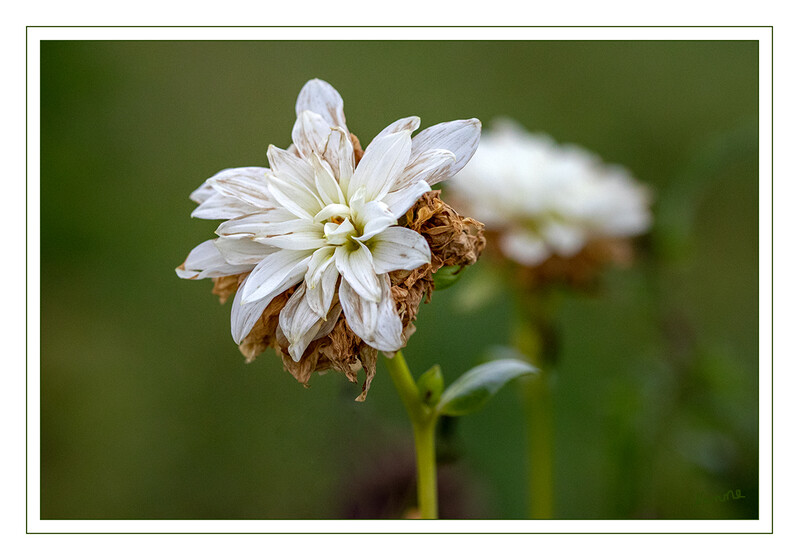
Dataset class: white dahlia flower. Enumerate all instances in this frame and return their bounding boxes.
[177,79,481,362]
[446,120,651,267]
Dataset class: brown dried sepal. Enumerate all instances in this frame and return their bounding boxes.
[350,133,364,165]
[390,190,486,335]
[211,274,245,304]
[234,190,485,401]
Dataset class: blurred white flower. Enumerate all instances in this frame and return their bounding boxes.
[446,120,651,267]
[177,79,481,360]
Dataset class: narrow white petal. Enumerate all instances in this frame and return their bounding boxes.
[291,110,334,160]
[323,217,357,245]
[191,192,262,220]
[266,145,316,191]
[176,240,253,279]
[304,247,339,318]
[371,116,421,144]
[256,227,326,251]
[189,181,216,204]
[382,180,431,219]
[230,274,272,344]
[352,200,397,242]
[409,119,481,185]
[295,78,347,130]
[214,236,277,265]
[311,153,345,206]
[334,242,381,303]
[339,275,403,352]
[348,130,412,203]
[215,208,297,237]
[393,149,456,194]
[205,167,274,209]
[279,286,344,361]
[368,227,431,274]
[266,174,324,219]
[313,126,354,186]
[329,127,355,188]
[305,246,336,287]
[313,204,351,224]
[241,249,313,304]
[278,284,326,361]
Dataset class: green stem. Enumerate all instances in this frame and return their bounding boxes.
[384,350,439,519]
[412,419,438,519]
[515,291,556,519]
[524,373,553,519]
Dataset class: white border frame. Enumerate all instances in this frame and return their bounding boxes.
[26,26,773,534]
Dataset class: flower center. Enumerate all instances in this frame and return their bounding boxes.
[323,216,357,246]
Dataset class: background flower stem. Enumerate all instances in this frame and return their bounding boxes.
[523,372,554,519]
[383,350,439,519]
[514,289,559,519]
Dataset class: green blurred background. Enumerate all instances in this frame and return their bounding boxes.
[39,40,759,520]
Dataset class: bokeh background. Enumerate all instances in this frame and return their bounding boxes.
[39,40,759,519]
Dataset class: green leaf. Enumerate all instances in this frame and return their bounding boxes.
[432,265,465,291]
[416,364,444,406]
[437,359,538,417]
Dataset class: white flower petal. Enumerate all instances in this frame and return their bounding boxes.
[215,208,298,237]
[313,204,351,224]
[241,249,313,304]
[204,167,274,209]
[291,110,334,160]
[304,246,339,317]
[368,227,431,274]
[214,236,277,265]
[278,287,344,362]
[191,192,262,220]
[352,200,397,242]
[323,217,357,245]
[279,284,325,361]
[329,127,355,189]
[295,78,347,130]
[311,153,345,206]
[382,180,431,219]
[267,174,324,219]
[189,181,216,204]
[267,145,316,191]
[371,116,420,144]
[176,239,253,279]
[309,265,339,319]
[230,274,274,344]
[256,226,326,251]
[305,246,336,286]
[409,119,481,185]
[393,149,456,193]
[334,242,380,303]
[339,275,403,352]
[349,130,412,203]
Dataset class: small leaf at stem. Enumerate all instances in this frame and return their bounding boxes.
[416,364,444,406]
[432,265,465,291]
[437,359,538,416]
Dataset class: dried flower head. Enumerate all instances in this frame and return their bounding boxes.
[177,79,484,398]
[446,119,651,286]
